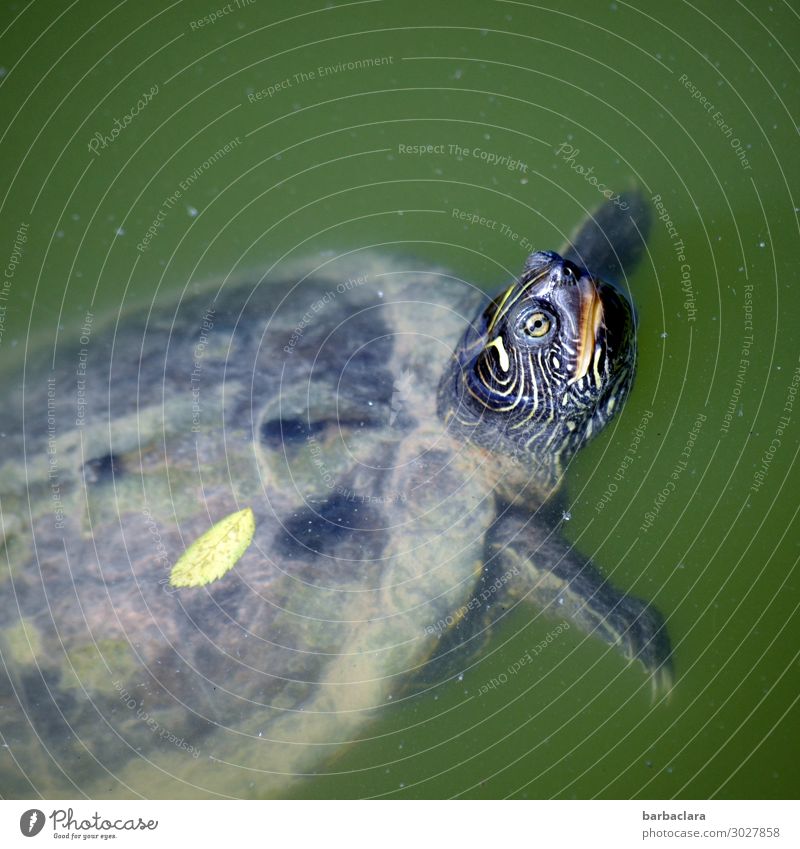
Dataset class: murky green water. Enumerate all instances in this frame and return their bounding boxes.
[1,0,797,799]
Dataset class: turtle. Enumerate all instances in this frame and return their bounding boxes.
[0,189,670,799]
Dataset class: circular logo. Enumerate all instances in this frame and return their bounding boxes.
[19,810,46,837]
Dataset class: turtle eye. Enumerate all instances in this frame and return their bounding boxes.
[516,308,554,342]
[524,312,550,337]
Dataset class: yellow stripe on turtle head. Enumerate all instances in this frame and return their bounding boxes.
[485,335,510,372]
[488,268,552,334]
[487,285,516,332]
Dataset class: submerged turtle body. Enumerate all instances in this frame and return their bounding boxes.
[0,192,669,798]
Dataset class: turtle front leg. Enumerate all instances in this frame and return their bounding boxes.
[487,505,673,697]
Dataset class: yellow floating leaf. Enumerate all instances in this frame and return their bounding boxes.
[169,507,256,588]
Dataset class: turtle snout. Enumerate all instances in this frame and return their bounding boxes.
[522,251,583,287]
[522,250,560,276]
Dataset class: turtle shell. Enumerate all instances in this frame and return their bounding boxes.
[0,254,503,798]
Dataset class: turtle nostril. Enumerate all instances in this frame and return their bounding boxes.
[558,261,585,285]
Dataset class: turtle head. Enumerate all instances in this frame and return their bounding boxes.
[439,250,636,492]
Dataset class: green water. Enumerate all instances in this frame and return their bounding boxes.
[1,0,798,799]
